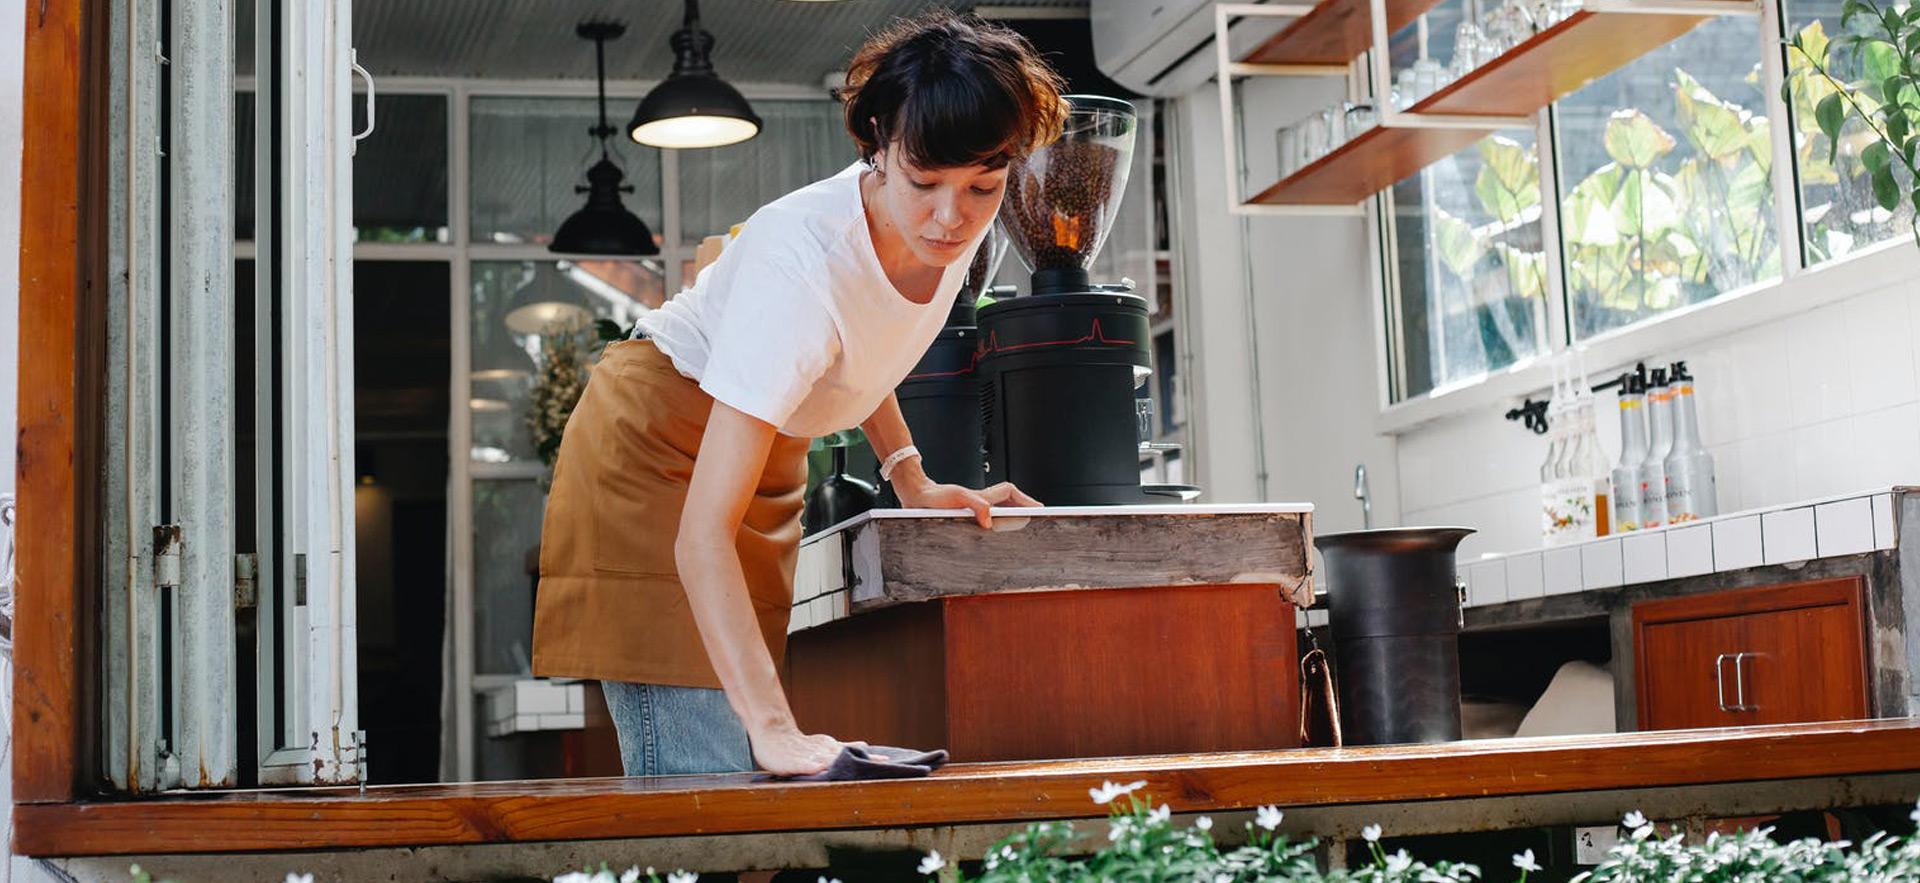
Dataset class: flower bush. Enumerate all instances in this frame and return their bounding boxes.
[543,788,1920,883]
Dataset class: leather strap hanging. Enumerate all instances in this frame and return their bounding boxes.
[1298,639,1343,748]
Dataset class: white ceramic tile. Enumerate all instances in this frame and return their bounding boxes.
[1688,345,1739,448]
[1544,547,1583,595]
[1622,532,1668,584]
[1726,323,1796,439]
[1580,539,1625,590]
[1762,507,1818,564]
[486,690,513,723]
[1712,515,1764,571]
[515,680,567,715]
[514,714,538,733]
[1667,524,1714,578]
[1787,302,1856,427]
[566,684,584,714]
[1843,283,1918,413]
[1874,493,1897,550]
[1790,418,1861,501]
[1295,607,1310,629]
[788,603,810,634]
[830,591,850,619]
[1853,404,1920,489]
[1307,609,1329,628]
[1468,561,1508,607]
[1506,551,1546,599]
[1815,497,1876,556]
[810,595,835,626]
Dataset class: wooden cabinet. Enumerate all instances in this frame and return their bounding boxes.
[1633,578,1869,730]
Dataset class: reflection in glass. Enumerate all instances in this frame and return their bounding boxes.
[1782,0,1917,263]
[1391,132,1549,401]
[676,100,853,244]
[469,260,662,464]
[1556,17,1779,340]
[353,94,451,243]
[471,97,664,247]
[472,479,544,678]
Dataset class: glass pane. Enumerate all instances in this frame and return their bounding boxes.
[1782,0,1918,262]
[1557,17,1780,341]
[237,92,256,240]
[470,96,664,248]
[469,259,664,465]
[472,479,544,677]
[1390,132,1550,400]
[677,100,855,243]
[353,93,450,243]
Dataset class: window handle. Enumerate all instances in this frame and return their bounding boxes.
[351,49,375,152]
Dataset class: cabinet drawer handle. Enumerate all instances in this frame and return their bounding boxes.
[1732,651,1755,712]
[1714,653,1731,712]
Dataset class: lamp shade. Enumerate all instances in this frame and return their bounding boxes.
[551,158,660,255]
[471,327,536,383]
[628,2,760,149]
[504,264,595,335]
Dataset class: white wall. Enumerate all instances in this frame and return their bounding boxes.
[1172,80,1400,538]
[1400,250,1920,559]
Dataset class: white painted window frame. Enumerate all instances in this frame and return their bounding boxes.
[1366,0,1920,434]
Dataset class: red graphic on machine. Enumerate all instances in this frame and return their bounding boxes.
[902,319,1138,381]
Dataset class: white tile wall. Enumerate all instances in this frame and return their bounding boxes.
[1874,493,1897,549]
[1391,274,1920,564]
[1545,547,1583,595]
[1506,551,1545,599]
[1467,560,1508,606]
[1580,539,1624,589]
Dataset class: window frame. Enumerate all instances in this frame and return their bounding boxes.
[1371,0,1920,433]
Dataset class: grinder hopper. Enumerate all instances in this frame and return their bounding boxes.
[998,95,1138,295]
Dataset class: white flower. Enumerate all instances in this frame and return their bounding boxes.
[817,877,842,883]
[1386,850,1413,873]
[1911,800,1919,825]
[621,869,642,883]
[1089,779,1148,805]
[917,850,946,875]
[667,872,697,883]
[1622,811,1647,829]
[285,875,315,883]
[554,874,593,883]
[1362,823,1383,843]
[1256,805,1284,831]
[591,871,618,883]
[1196,816,1214,832]
[1215,875,1234,883]
[1148,804,1172,826]
[1513,849,1542,872]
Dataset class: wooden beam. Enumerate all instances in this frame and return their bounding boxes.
[15,719,1920,857]
[15,0,106,805]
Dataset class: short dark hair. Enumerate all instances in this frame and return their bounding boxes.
[841,12,1068,170]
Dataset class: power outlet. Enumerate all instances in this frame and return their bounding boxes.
[1575,825,1622,864]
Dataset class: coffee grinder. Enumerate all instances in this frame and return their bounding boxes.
[977,95,1195,505]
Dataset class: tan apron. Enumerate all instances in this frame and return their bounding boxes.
[531,338,810,689]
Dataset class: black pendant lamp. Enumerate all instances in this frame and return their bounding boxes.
[628,0,761,149]
[551,21,660,257]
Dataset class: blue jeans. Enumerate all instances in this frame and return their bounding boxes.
[600,681,754,776]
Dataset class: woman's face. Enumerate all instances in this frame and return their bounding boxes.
[872,145,1009,268]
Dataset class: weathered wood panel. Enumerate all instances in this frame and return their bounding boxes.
[15,719,1920,857]
[825,511,1312,611]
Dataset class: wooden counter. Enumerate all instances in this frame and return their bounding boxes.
[783,505,1314,762]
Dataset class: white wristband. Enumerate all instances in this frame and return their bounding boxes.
[878,445,921,483]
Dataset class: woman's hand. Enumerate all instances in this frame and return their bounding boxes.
[748,722,866,777]
[895,474,1042,528]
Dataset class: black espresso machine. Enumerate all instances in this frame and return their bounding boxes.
[894,94,1196,506]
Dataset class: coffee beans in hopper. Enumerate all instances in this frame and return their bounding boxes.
[1002,142,1124,272]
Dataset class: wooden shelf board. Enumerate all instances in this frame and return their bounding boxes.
[1246,123,1494,206]
[1242,0,1453,66]
[1410,7,1730,117]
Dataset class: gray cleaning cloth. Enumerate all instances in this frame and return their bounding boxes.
[776,745,948,782]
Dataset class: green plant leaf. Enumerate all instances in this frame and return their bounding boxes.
[1817,92,1847,162]
[593,319,627,343]
[1674,69,1752,162]
[1798,20,1833,66]
[1871,158,1903,209]
[1431,208,1486,279]
[1474,136,1541,223]
[1603,109,1678,168]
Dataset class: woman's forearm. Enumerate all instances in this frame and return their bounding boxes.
[674,530,795,734]
[860,392,932,491]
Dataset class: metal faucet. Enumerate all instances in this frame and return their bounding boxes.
[1354,464,1373,530]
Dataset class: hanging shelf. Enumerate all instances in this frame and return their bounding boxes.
[1216,0,1760,213]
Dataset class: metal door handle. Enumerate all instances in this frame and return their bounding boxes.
[351,49,376,151]
[1714,653,1731,712]
[1732,651,1754,712]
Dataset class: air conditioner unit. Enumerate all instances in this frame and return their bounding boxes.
[1090,0,1299,98]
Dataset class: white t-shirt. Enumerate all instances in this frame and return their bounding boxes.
[635,162,978,438]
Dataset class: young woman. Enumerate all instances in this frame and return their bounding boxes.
[531,13,1064,778]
